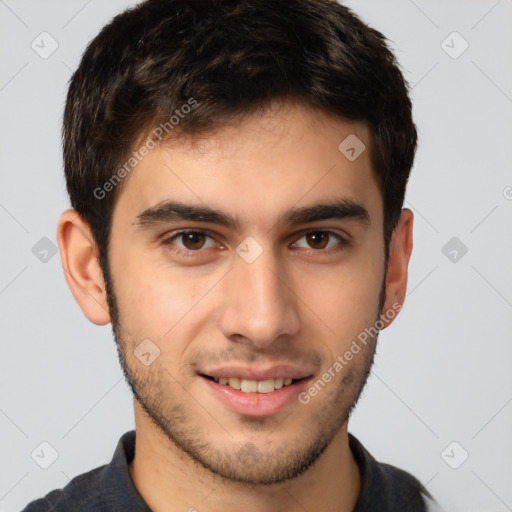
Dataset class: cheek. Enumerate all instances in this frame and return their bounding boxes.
[112,250,219,339]
[309,273,379,326]
[300,248,384,343]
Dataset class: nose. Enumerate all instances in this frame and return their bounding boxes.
[218,244,301,349]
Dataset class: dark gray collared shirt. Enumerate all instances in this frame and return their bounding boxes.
[22,430,438,511]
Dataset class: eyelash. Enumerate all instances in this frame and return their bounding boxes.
[161,229,348,258]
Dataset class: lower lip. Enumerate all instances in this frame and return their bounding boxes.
[201,376,311,417]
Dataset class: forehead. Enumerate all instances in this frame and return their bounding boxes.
[113,104,381,229]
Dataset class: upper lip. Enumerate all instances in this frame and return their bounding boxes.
[200,364,314,381]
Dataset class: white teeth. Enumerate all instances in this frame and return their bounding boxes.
[257,379,275,394]
[241,379,258,393]
[211,376,296,393]
[228,377,241,390]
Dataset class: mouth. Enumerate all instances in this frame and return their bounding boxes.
[199,370,313,417]
[201,374,304,394]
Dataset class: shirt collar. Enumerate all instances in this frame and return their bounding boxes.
[102,430,152,511]
[109,429,426,511]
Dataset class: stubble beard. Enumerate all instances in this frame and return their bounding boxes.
[104,265,385,486]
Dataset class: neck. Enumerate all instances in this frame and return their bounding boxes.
[129,401,361,512]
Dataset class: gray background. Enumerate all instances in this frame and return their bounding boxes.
[1,1,511,511]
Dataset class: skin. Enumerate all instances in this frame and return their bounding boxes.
[57,102,413,512]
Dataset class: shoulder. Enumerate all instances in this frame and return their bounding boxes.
[21,464,109,511]
[377,461,434,509]
[348,433,441,512]
[21,430,142,512]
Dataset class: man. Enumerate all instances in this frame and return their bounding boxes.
[23,0,441,510]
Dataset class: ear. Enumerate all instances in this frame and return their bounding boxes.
[380,208,413,328]
[57,209,111,325]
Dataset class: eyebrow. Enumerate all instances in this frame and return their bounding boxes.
[133,198,370,231]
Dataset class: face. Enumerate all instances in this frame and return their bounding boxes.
[106,103,388,485]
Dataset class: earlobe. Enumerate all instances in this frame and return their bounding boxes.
[380,208,414,329]
[57,209,111,326]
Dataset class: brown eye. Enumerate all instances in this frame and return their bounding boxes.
[292,230,347,252]
[163,230,216,252]
[305,232,330,249]
[181,231,206,250]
